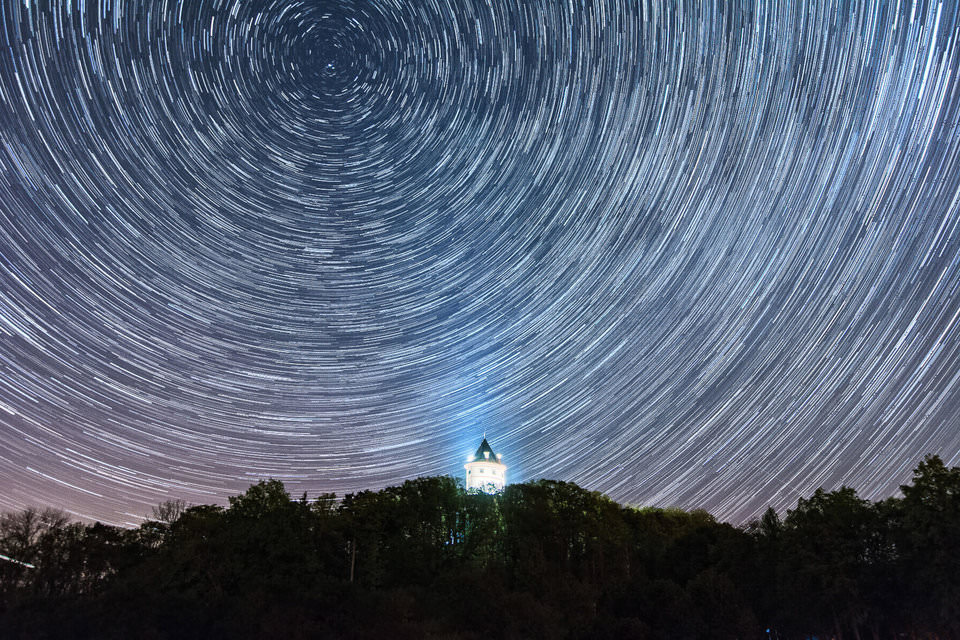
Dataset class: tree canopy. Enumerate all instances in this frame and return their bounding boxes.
[1,456,958,639]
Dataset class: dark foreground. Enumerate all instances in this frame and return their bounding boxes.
[1,455,958,639]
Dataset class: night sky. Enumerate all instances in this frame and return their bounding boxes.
[2,1,960,527]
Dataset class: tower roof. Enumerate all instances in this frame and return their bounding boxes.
[469,438,502,464]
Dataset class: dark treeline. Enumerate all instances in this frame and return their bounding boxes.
[1,455,958,639]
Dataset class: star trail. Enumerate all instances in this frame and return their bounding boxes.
[2,0,960,526]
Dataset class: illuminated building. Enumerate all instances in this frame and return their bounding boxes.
[464,437,506,492]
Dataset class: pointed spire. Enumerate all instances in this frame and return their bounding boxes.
[470,437,500,463]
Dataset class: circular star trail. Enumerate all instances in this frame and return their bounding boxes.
[2,1,960,525]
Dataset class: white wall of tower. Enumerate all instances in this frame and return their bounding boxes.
[465,458,506,492]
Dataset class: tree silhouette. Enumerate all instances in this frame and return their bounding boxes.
[1,457,958,639]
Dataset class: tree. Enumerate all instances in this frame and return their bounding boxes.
[745,507,787,633]
[0,507,69,564]
[226,479,291,519]
[151,498,187,524]
[780,487,881,640]
[896,455,960,638]
[686,568,758,639]
[0,507,69,609]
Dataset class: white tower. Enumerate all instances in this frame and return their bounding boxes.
[465,437,506,492]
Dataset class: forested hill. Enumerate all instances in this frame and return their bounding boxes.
[1,456,958,639]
